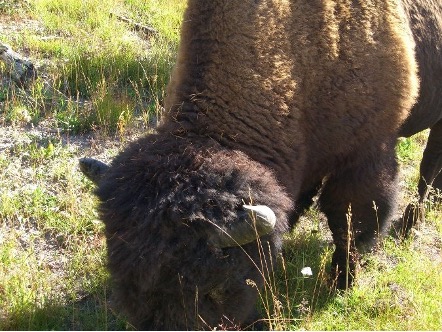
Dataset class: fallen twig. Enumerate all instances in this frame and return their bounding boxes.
[110,12,158,38]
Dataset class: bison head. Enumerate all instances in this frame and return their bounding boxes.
[79,137,292,329]
[79,157,280,248]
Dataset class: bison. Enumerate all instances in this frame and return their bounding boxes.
[399,0,442,235]
[79,0,441,330]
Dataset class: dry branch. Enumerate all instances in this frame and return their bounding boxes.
[110,12,158,37]
[0,42,37,87]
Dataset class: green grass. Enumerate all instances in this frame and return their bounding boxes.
[0,133,123,329]
[312,237,438,329]
[300,238,442,330]
[1,0,184,133]
[1,1,441,330]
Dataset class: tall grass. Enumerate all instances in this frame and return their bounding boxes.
[2,0,185,133]
[254,210,441,330]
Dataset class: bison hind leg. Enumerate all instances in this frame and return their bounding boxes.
[398,120,442,238]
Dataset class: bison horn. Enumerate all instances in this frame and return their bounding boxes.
[79,157,109,184]
[208,205,277,248]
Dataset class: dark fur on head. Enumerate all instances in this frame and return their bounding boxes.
[96,134,292,329]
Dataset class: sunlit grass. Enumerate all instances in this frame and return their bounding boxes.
[2,0,185,133]
[0,131,127,329]
[255,131,441,330]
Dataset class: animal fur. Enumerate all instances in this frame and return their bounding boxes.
[82,0,442,329]
[164,0,419,289]
[398,0,442,235]
[97,138,292,329]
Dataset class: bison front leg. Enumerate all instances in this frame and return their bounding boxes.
[288,182,322,229]
[401,120,442,237]
[319,143,399,289]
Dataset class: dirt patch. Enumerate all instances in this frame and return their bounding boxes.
[1,123,117,157]
[410,221,442,264]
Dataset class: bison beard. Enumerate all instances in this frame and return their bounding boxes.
[79,0,442,330]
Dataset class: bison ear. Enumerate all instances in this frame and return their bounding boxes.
[208,205,277,248]
[79,157,109,185]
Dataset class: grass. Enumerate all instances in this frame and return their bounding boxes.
[1,1,441,330]
[1,0,184,133]
[0,132,122,329]
[290,227,441,330]
[301,238,442,330]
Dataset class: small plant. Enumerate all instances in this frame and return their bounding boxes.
[0,84,8,102]
[0,0,29,14]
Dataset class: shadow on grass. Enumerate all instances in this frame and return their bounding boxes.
[0,288,130,331]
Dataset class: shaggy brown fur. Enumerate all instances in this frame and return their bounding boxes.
[399,0,442,234]
[88,0,438,329]
[97,137,292,329]
[165,0,418,217]
[164,0,418,286]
